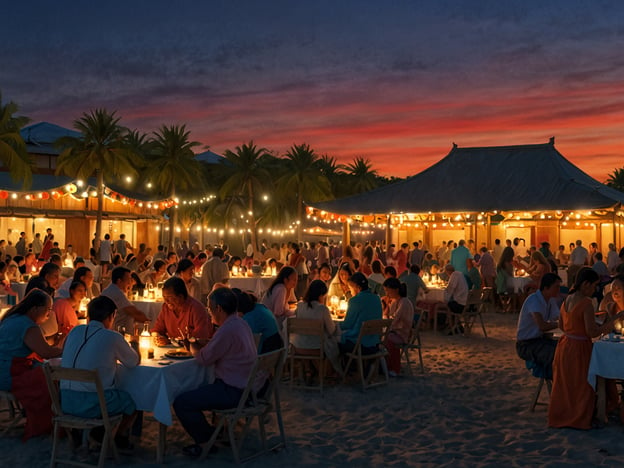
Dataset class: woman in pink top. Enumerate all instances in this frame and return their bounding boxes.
[53,280,86,336]
[382,277,414,376]
[262,266,297,329]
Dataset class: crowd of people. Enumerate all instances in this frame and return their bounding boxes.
[2,229,624,454]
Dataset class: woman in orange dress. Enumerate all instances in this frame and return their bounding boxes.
[548,268,624,429]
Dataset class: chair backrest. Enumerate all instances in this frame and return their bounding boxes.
[465,289,482,307]
[237,348,287,410]
[352,318,392,350]
[42,363,112,426]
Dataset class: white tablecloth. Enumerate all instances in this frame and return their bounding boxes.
[509,276,533,293]
[11,282,28,301]
[117,356,214,425]
[132,300,163,328]
[587,339,624,389]
[424,288,445,303]
[228,276,275,298]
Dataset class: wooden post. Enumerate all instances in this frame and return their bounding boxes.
[342,220,350,256]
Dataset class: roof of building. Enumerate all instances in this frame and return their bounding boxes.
[311,139,624,215]
[20,122,81,155]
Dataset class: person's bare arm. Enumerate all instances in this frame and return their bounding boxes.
[530,312,558,332]
[23,327,62,358]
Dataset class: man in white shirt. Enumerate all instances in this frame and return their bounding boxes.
[200,248,230,302]
[102,266,148,333]
[61,295,140,449]
[568,239,589,287]
[607,243,620,274]
[515,273,562,379]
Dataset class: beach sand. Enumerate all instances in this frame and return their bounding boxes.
[2,312,624,467]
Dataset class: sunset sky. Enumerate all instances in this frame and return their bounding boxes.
[3,1,624,181]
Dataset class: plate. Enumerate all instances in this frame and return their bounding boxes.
[158,360,173,365]
[164,350,193,360]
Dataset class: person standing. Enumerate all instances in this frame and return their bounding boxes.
[115,234,132,260]
[450,239,472,276]
[199,248,229,303]
[567,239,589,288]
[99,234,113,277]
[15,232,27,256]
[477,246,496,289]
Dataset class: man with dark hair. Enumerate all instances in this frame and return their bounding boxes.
[173,287,257,458]
[15,231,27,256]
[515,272,562,379]
[61,296,140,450]
[151,276,213,346]
[102,266,148,333]
[199,247,229,302]
[400,264,429,307]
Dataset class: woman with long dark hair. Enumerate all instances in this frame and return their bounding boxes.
[262,266,297,327]
[549,268,624,429]
[292,279,342,375]
[328,262,354,299]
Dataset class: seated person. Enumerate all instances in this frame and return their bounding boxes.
[61,296,140,450]
[400,264,429,307]
[382,277,414,376]
[234,288,283,354]
[56,265,99,299]
[599,274,624,331]
[515,273,562,379]
[292,280,342,375]
[53,280,87,337]
[465,258,482,290]
[140,260,169,287]
[0,289,63,439]
[443,264,468,333]
[26,262,61,338]
[151,277,213,346]
[175,259,202,303]
[339,272,383,355]
[102,266,149,334]
[173,287,257,458]
[318,262,333,287]
[328,262,354,299]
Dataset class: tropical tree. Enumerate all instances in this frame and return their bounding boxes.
[0,92,33,187]
[606,168,624,193]
[219,141,271,254]
[56,109,143,249]
[278,143,332,242]
[144,124,202,248]
[343,156,379,194]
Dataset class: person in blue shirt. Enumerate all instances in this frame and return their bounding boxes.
[339,272,382,354]
[234,288,283,354]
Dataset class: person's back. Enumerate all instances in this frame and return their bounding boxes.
[400,270,426,306]
[242,303,281,353]
[340,289,382,347]
[450,243,471,275]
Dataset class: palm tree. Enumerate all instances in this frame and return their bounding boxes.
[144,124,202,248]
[606,168,624,193]
[343,156,379,194]
[56,109,143,249]
[279,143,332,242]
[0,92,33,187]
[220,141,271,254]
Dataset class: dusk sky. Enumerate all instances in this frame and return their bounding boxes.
[3,1,624,180]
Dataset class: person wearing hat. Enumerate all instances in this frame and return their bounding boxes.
[338,272,383,354]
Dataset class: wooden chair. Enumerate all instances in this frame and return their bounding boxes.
[287,318,325,393]
[480,287,494,314]
[525,360,552,412]
[530,376,552,412]
[42,363,122,468]
[200,348,287,464]
[0,390,24,435]
[398,307,426,374]
[458,289,488,337]
[342,318,392,390]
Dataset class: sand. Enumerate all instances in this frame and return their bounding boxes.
[2,312,624,467]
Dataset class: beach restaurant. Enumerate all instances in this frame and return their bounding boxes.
[0,122,170,255]
[307,138,624,251]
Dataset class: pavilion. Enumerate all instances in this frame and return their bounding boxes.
[0,122,171,256]
[308,138,624,252]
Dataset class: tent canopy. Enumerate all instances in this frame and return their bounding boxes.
[312,139,624,215]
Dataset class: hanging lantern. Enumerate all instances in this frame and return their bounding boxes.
[41,192,50,200]
[52,191,60,200]
[0,191,7,199]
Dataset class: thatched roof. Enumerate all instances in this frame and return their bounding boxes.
[312,139,624,215]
